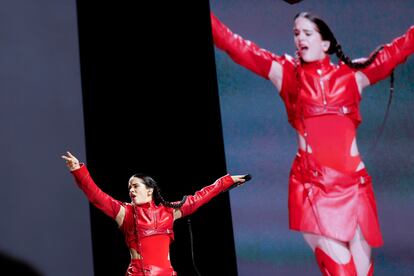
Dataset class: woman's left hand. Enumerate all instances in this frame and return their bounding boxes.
[61,151,81,171]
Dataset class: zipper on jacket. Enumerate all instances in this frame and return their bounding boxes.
[153,211,157,229]
[317,70,327,108]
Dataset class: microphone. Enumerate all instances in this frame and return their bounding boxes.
[242,174,252,182]
[224,174,252,192]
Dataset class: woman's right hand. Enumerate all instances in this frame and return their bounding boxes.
[61,151,81,171]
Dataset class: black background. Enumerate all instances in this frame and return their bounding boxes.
[76,0,238,275]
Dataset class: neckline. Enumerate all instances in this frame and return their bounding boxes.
[301,56,333,75]
[135,200,155,208]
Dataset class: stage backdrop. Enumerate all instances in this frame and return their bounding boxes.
[210,0,414,275]
[0,0,92,275]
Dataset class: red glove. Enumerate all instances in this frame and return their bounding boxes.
[179,174,235,217]
[210,13,279,79]
[71,164,121,219]
[361,26,414,85]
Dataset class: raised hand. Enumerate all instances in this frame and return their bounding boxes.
[231,174,252,185]
[61,151,81,171]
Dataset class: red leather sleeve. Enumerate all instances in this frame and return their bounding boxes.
[71,164,122,219]
[179,174,235,217]
[361,26,414,85]
[210,12,281,79]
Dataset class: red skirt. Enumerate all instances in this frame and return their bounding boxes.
[288,152,383,247]
[126,259,177,276]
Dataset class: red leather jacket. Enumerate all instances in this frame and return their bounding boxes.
[120,202,175,252]
[71,164,235,252]
[279,55,361,132]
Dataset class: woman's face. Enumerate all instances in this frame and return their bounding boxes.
[128,177,153,205]
[294,17,329,62]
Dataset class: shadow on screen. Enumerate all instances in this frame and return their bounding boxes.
[0,251,43,276]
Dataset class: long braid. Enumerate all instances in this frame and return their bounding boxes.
[335,44,384,69]
[153,185,187,209]
[364,70,395,158]
[334,43,395,156]
[132,205,147,276]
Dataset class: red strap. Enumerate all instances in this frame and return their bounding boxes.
[315,247,357,276]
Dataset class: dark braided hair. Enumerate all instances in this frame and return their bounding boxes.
[131,173,187,209]
[294,12,383,69]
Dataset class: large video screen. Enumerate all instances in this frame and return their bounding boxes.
[210,0,414,275]
[0,1,92,275]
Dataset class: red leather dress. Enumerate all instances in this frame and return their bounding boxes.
[211,13,414,247]
[71,164,235,275]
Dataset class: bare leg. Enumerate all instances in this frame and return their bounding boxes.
[350,226,371,276]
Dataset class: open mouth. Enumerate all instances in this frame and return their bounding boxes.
[299,45,308,54]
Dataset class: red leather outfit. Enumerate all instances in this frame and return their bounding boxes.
[71,164,235,276]
[211,13,414,248]
[282,56,384,246]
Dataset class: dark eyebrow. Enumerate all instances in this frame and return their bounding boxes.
[293,28,314,33]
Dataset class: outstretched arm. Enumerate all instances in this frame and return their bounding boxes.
[211,13,283,88]
[62,151,125,225]
[173,175,248,220]
[358,25,414,88]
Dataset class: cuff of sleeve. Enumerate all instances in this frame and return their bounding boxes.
[70,163,87,176]
[220,174,235,190]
